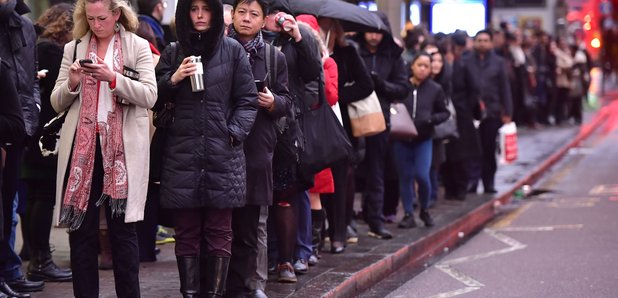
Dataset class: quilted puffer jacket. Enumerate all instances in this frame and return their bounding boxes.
[155,0,258,209]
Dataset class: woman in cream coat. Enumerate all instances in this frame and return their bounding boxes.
[50,0,156,296]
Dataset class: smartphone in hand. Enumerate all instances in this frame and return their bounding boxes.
[79,59,94,67]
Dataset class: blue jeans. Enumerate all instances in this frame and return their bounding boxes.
[394,139,433,214]
[295,191,312,261]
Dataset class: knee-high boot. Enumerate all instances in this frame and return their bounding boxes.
[311,209,325,258]
[201,256,230,298]
[177,256,200,298]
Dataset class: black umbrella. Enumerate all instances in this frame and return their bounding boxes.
[289,0,387,32]
[222,0,292,14]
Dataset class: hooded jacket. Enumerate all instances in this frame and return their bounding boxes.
[353,12,409,126]
[0,0,40,138]
[156,0,258,209]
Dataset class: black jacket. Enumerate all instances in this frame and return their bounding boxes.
[354,33,409,125]
[446,55,482,162]
[156,0,258,209]
[243,44,291,206]
[467,50,513,119]
[22,39,63,179]
[0,1,40,138]
[0,58,25,144]
[402,79,450,142]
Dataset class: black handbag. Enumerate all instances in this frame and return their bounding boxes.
[153,42,180,128]
[299,72,352,178]
[433,97,459,140]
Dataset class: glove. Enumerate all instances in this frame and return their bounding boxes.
[370,71,385,91]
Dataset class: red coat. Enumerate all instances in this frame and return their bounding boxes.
[310,57,338,194]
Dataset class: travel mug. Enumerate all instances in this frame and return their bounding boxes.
[190,56,204,92]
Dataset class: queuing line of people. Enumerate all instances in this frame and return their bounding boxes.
[0,0,592,297]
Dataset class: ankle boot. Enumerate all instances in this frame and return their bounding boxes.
[310,209,325,259]
[201,256,230,298]
[176,256,200,298]
[27,249,72,282]
[419,209,435,227]
[98,229,113,270]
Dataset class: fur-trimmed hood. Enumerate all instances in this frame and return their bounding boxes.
[175,0,224,58]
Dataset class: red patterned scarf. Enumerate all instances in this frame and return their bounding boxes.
[60,32,128,231]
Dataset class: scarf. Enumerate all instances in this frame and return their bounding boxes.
[0,0,16,21]
[228,24,264,65]
[60,31,128,231]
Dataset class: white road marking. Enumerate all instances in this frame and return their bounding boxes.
[495,224,583,232]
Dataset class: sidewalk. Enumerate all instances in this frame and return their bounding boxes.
[21,102,610,297]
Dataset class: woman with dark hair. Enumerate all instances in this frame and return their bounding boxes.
[155,0,258,295]
[395,52,449,229]
[20,2,74,283]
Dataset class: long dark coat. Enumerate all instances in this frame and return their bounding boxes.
[445,54,482,162]
[156,0,258,209]
[243,44,291,206]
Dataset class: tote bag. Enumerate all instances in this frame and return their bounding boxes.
[300,73,353,177]
[347,91,386,137]
[433,97,459,140]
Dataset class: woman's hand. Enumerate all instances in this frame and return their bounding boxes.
[170,57,197,85]
[68,60,85,91]
[258,87,275,110]
[80,56,116,83]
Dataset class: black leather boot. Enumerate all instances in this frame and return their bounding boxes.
[310,209,325,259]
[0,282,30,298]
[27,249,72,282]
[201,256,230,298]
[177,256,200,298]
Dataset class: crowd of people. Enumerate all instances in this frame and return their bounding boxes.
[0,0,592,297]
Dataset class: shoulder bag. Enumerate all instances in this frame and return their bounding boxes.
[347,91,386,137]
[389,89,418,140]
[433,96,459,140]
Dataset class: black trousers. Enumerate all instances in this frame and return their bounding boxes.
[136,182,159,262]
[24,179,55,254]
[442,160,468,199]
[361,131,389,231]
[227,205,261,297]
[321,159,350,243]
[479,117,502,191]
[69,144,140,298]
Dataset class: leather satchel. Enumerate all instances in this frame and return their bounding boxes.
[347,91,386,137]
[433,97,459,140]
[389,102,417,140]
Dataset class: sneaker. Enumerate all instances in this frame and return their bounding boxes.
[268,260,277,275]
[156,226,175,245]
[383,214,397,223]
[277,262,297,283]
[308,254,319,266]
[367,227,393,239]
[293,259,308,274]
[398,213,417,229]
[346,225,358,244]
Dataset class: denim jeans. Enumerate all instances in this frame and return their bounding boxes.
[295,191,312,261]
[393,139,433,214]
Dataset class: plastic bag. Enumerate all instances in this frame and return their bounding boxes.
[499,122,518,164]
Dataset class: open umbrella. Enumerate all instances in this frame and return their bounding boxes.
[222,0,292,14]
[289,0,387,32]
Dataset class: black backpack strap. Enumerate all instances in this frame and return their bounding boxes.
[264,44,277,89]
[170,41,181,68]
[72,39,81,62]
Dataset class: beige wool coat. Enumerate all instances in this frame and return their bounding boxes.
[51,28,157,224]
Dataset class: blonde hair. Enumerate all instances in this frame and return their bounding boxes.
[73,0,139,39]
